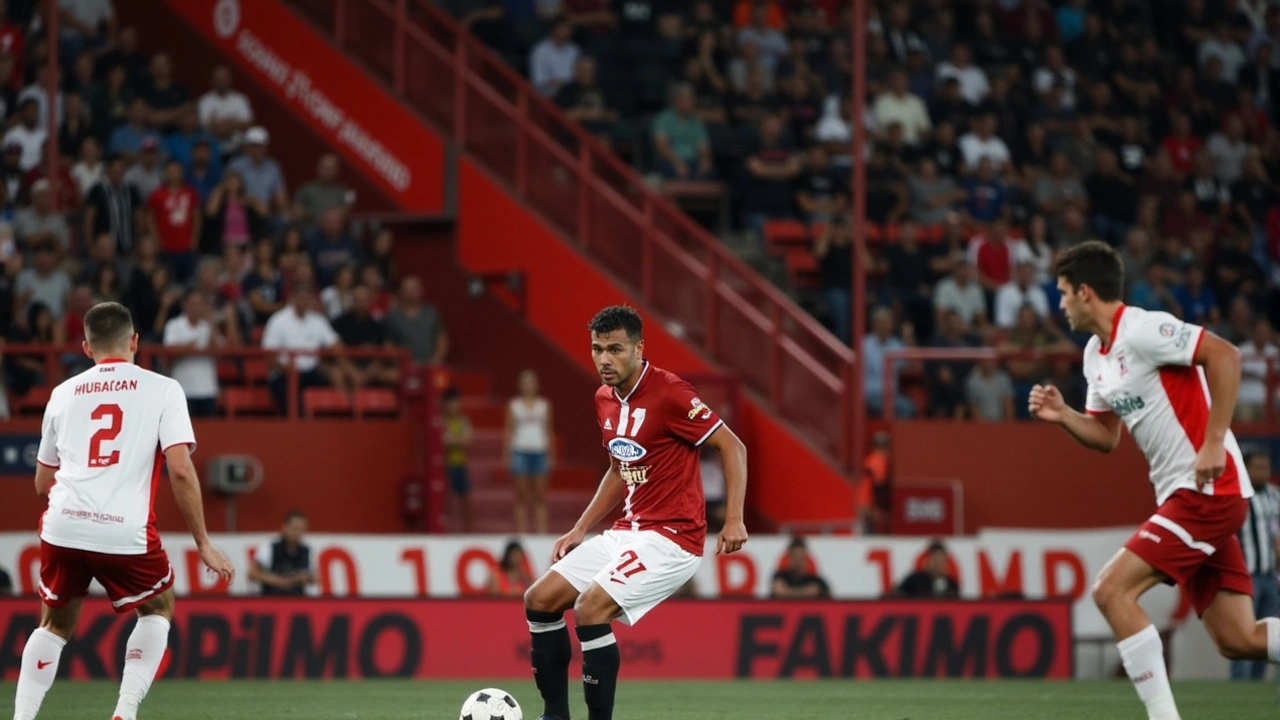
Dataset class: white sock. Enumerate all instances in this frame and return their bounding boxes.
[1264,617,1280,664]
[13,627,67,720]
[1118,624,1180,720]
[111,615,170,720]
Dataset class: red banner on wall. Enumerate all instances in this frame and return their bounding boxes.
[166,0,445,212]
[0,598,1071,680]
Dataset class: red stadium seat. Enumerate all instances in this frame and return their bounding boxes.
[303,388,352,418]
[216,359,241,384]
[13,386,52,416]
[222,387,275,417]
[243,358,270,385]
[763,220,810,255]
[354,388,399,417]
[250,326,265,345]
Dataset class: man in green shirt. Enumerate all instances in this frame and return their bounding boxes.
[651,83,714,180]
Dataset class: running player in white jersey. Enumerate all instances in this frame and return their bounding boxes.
[1030,242,1278,720]
[12,302,234,720]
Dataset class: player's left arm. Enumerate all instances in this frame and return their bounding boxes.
[33,463,55,497]
[1192,330,1243,487]
[703,424,748,554]
[34,395,59,496]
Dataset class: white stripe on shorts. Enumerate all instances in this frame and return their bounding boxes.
[1149,515,1216,556]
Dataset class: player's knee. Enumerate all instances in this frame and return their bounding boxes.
[1213,633,1255,660]
[523,582,560,613]
[1090,575,1122,613]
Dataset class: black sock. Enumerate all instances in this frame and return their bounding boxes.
[576,623,620,720]
[527,609,572,720]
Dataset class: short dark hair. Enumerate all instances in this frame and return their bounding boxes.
[284,509,306,523]
[787,536,808,551]
[1052,240,1124,302]
[588,305,643,342]
[927,539,947,555]
[83,302,134,351]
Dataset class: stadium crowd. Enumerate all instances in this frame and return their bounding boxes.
[0,0,450,419]
[442,0,1280,421]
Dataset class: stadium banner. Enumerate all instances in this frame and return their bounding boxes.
[166,0,446,212]
[0,531,1177,641]
[0,598,1072,680]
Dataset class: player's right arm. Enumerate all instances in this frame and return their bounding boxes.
[552,457,625,561]
[1029,383,1122,453]
[160,384,234,582]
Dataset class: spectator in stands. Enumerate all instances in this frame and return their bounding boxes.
[815,214,870,344]
[250,510,315,596]
[227,126,288,218]
[16,240,69,320]
[332,284,398,387]
[936,43,989,105]
[1173,264,1220,327]
[934,257,988,331]
[529,18,578,96]
[555,56,616,144]
[385,275,447,364]
[193,257,242,343]
[8,302,57,392]
[505,368,553,534]
[163,290,223,417]
[68,53,95,98]
[873,69,930,146]
[909,159,963,226]
[963,157,1007,224]
[293,154,352,224]
[865,144,908,226]
[165,105,219,175]
[262,280,351,415]
[994,261,1050,329]
[198,66,253,154]
[242,237,284,329]
[90,63,131,145]
[320,263,356,320]
[1084,148,1136,247]
[186,139,222,203]
[60,90,91,159]
[1160,112,1202,177]
[202,170,264,256]
[652,83,713,180]
[142,53,189,132]
[108,98,159,162]
[958,112,1011,173]
[1034,152,1087,234]
[968,218,1023,294]
[1207,115,1251,185]
[125,137,164,200]
[863,306,915,418]
[18,63,63,134]
[440,386,474,531]
[928,309,978,419]
[967,356,1015,421]
[64,286,95,372]
[742,113,801,246]
[770,537,831,599]
[149,159,200,283]
[489,540,534,597]
[894,540,960,598]
[70,135,103,198]
[85,153,143,254]
[13,179,69,253]
[795,145,844,225]
[79,232,128,286]
[1237,317,1277,421]
[3,98,43,172]
[307,208,362,287]
[57,0,116,64]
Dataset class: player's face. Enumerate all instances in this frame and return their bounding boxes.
[1056,277,1088,332]
[591,330,641,387]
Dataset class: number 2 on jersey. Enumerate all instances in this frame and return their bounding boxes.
[615,407,646,437]
[88,404,123,468]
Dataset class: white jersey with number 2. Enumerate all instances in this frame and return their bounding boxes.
[36,359,196,555]
[1082,305,1250,507]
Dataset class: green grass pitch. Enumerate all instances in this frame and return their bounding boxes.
[2,679,1278,719]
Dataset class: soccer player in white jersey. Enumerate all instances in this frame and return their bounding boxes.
[1030,242,1277,720]
[12,302,234,720]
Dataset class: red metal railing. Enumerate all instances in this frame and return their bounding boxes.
[280,0,859,469]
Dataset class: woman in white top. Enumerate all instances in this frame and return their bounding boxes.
[504,369,554,534]
[1237,316,1278,422]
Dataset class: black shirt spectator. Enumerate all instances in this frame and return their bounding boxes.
[242,239,285,328]
[554,57,617,138]
[1084,149,1137,239]
[795,145,844,223]
[85,155,143,254]
[141,54,190,132]
[95,26,149,86]
[896,540,961,598]
[770,538,831,599]
[250,511,315,596]
[919,122,962,179]
[864,148,907,225]
[741,114,801,220]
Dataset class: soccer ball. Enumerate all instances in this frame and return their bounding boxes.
[459,688,522,720]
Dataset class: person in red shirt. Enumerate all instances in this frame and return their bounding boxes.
[969,218,1018,292]
[148,159,201,283]
[1160,113,1203,177]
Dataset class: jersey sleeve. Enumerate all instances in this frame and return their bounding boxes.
[663,379,725,447]
[1085,380,1111,415]
[159,382,197,454]
[36,394,59,468]
[1130,311,1203,367]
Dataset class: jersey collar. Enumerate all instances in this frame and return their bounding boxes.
[1099,304,1126,356]
[97,358,128,364]
[614,360,650,404]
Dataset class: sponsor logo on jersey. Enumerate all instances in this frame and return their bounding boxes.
[1110,395,1145,418]
[1175,324,1194,350]
[619,463,650,486]
[607,437,647,461]
[1159,323,1176,338]
[687,397,713,421]
[1138,529,1161,544]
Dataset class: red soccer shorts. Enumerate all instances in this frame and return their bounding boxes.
[38,541,174,613]
[1124,488,1252,617]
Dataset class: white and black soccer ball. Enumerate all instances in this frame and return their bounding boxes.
[459,688,522,720]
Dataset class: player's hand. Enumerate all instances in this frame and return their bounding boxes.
[1028,384,1065,423]
[552,527,586,561]
[716,519,748,554]
[1194,437,1227,489]
[198,542,235,584]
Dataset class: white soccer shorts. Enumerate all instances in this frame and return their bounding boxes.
[549,529,701,625]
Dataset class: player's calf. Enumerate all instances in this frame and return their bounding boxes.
[1202,592,1280,663]
[112,589,176,720]
[524,576,579,720]
[574,585,624,720]
[13,599,81,720]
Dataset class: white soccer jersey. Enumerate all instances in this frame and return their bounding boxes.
[1082,305,1250,506]
[36,360,196,555]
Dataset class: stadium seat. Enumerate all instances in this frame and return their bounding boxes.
[783,248,821,290]
[13,386,52,416]
[216,358,241,384]
[222,387,275,417]
[763,220,810,255]
[243,358,271,385]
[354,388,399,418]
[303,388,353,418]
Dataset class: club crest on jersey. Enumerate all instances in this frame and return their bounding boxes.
[607,437,648,462]
[1159,323,1176,338]
[687,397,713,420]
[1117,352,1129,377]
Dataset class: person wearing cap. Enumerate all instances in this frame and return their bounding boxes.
[124,137,163,199]
[197,66,253,154]
[2,98,44,172]
[893,540,960,598]
[12,179,69,252]
[227,126,287,216]
[107,97,160,162]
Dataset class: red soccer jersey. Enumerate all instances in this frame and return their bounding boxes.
[595,362,723,556]
[149,185,198,253]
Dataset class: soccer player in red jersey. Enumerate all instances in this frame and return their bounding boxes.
[524,306,748,720]
[12,302,234,720]
[1030,242,1277,720]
